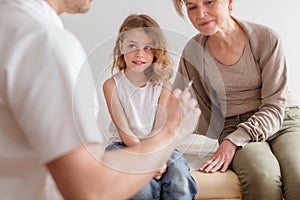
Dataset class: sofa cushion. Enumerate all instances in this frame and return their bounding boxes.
[177,134,241,200]
[191,170,241,200]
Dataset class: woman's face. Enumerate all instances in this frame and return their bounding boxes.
[120,28,154,73]
[184,0,232,35]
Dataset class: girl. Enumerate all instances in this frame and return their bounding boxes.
[103,14,198,200]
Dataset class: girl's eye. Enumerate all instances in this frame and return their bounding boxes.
[128,44,137,49]
[144,46,153,51]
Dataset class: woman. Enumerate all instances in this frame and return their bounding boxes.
[172,0,300,199]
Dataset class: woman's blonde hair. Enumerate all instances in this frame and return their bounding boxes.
[173,0,185,17]
[173,0,233,17]
[112,14,173,85]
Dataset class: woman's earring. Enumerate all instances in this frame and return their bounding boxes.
[228,3,233,11]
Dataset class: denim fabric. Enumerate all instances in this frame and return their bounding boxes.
[105,143,198,200]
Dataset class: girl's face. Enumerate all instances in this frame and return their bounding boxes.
[184,0,232,36]
[120,28,154,73]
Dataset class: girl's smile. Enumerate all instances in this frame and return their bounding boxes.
[120,28,154,73]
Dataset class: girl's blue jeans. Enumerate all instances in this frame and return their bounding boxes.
[106,142,198,200]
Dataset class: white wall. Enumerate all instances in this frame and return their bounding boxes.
[61,0,300,97]
[60,1,300,135]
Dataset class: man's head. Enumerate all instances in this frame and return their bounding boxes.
[45,0,92,15]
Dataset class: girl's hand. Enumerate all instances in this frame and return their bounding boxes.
[199,139,238,173]
[153,163,167,180]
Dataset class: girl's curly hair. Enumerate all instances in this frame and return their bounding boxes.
[112,14,173,85]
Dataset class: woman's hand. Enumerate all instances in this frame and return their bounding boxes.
[199,139,238,173]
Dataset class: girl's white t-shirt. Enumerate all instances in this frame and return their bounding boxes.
[108,70,163,143]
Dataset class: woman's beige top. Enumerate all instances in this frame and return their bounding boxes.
[174,17,299,146]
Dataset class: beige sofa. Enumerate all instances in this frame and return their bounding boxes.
[178,135,241,200]
[191,169,241,200]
